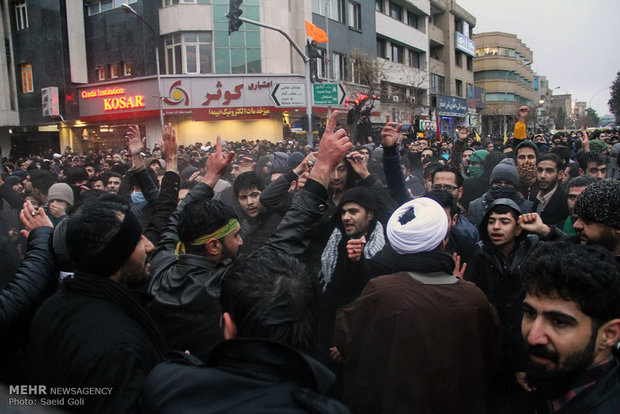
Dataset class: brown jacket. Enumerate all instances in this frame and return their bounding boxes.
[334,271,501,414]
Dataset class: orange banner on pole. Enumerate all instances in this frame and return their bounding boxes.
[305,20,328,43]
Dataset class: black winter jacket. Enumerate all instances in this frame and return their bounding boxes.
[141,338,351,414]
[0,226,57,383]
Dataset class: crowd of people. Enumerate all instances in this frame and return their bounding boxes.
[0,108,619,413]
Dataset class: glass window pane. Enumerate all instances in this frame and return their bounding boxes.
[246,31,260,47]
[174,46,182,74]
[229,31,244,47]
[246,48,261,74]
[101,1,113,12]
[199,32,212,42]
[214,48,230,74]
[199,44,212,73]
[230,48,245,74]
[186,45,197,72]
[184,33,197,43]
[213,30,229,46]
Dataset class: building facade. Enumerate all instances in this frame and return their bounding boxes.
[473,31,534,138]
[428,0,477,137]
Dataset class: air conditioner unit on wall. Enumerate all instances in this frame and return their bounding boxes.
[392,95,400,102]
[42,87,59,117]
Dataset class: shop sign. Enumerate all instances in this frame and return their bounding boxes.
[455,32,475,57]
[78,75,304,119]
[436,95,468,117]
[194,106,271,121]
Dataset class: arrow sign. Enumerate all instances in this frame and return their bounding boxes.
[270,83,306,107]
[313,83,346,105]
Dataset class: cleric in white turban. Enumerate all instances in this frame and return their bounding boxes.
[386,197,449,255]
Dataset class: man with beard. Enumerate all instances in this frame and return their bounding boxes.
[515,141,539,202]
[520,242,620,412]
[557,176,597,236]
[573,178,620,263]
[28,195,167,413]
[533,153,568,226]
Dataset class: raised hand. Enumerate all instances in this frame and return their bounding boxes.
[293,151,318,176]
[457,127,469,142]
[162,123,178,173]
[381,115,402,148]
[346,151,370,179]
[311,110,353,187]
[346,236,366,262]
[126,125,145,156]
[452,252,466,279]
[19,200,53,238]
[518,212,550,237]
[203,135,235,188]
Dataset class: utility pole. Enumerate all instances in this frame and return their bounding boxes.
[227,1,314,146]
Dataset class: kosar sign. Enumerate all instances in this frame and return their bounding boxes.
[80,87,145,112]
[103,95,145,111]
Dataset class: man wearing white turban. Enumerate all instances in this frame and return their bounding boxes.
[331,117,501,414]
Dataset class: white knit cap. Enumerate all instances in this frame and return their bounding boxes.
[387,197,448,255]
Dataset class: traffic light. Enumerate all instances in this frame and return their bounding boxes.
[227,0,243,35]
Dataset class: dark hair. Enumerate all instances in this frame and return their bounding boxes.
[521,242,620,324]
[577,151,606,171]
[399,156,410,171]
[431,164,464,188]
[233,171,264,197]
[487,203,520,222]
[425,190,457,217]
[104,172,122,185]
[423,161,442,179]
[219,250,318,351]
[567,175,597,190]
[65,166,89,185]
[550,146,571,167]
[538,153,564,171]
[177,199,237,254]
[29,169,56,195]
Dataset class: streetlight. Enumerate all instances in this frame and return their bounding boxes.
[121,4,164,134]
[503,61,532,136]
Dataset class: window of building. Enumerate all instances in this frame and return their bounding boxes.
[407,10,418,29]
[389,2,401,21]
[455,50,462,67]
[408,49,420,68]
[330,0,345,22]
[109,63,119,79]
[333,53,346,81]
[348,1,361,29]
[165,32,213,74]
[466,83,473,99]
[15,0,28,30]
[466,55,473,71]
[376,37,387,58]
[455,79,463,97]
[122,61,132,76]
[95,66,105,81]
[20,63,33,93]
[391,43,403,64]
[88,0,137,16]
[375,0,384,12]
[313,0,326,15]
[430,73,445,94]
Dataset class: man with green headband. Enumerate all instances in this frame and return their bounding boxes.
[148,111,354,362]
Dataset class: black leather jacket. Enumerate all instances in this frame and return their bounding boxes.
[148,179,329,360]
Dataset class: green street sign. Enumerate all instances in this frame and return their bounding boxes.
[313,83,346,105]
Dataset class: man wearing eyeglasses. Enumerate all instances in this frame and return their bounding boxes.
[431,164,479,242]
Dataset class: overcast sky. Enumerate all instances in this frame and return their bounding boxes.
[457,0,620,117]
